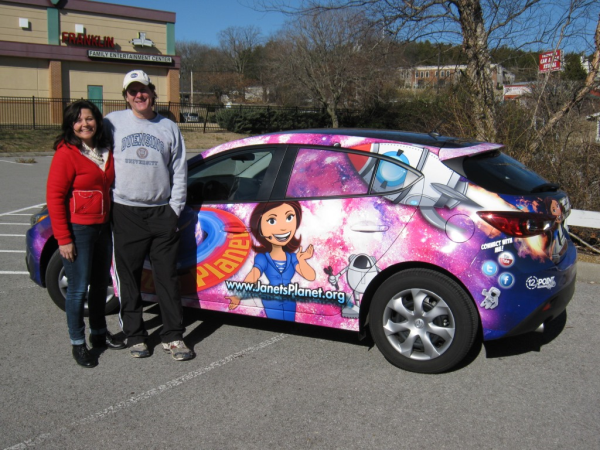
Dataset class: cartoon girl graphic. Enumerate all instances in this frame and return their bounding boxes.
[226,201,315,321]
[544,196,565,259]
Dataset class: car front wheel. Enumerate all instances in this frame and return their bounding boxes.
[369,268,479,374]
[45,249,119,316]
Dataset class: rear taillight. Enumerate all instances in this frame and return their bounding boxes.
[476,211,556,237]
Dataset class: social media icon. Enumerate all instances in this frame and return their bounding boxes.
[498,272,515,289]
[482,261,498,276]
[498,251,514,268]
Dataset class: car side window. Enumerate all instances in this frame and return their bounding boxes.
[285,147,419,199]
[286,148,373,198]
[187,150,273,203]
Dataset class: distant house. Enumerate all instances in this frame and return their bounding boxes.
[503,82,533,100]
[398,64,515,90]
[581,56,600,81]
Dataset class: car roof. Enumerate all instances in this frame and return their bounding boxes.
[268,128,484,148]
[196,128,504,163]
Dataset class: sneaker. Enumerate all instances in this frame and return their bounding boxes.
[72,344,98,368]
[130,342,150,358]
[162,340,195,361]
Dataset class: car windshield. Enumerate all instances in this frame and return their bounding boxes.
[463,150,552,195]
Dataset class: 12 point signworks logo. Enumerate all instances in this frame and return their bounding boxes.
[526,276,556,290]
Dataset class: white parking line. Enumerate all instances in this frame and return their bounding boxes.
[0,271,29,275]
[0,250,26,253]
[0,223,29,225]
[2,333,288,450]
[0,204,45,217]
[0,234,25,237]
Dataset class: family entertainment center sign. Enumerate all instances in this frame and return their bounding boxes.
[87,50,173,64]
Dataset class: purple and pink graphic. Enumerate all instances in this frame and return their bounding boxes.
[171,133,575,338]
[26,131,575,345]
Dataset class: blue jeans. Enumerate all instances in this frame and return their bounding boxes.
[61,223,112,345]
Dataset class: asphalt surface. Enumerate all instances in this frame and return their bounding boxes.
[1,154,599,450]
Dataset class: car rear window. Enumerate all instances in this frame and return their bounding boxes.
[462,150,551,195]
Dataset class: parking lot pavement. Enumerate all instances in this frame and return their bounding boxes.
[577,261,600,284]
[1,155,600,450]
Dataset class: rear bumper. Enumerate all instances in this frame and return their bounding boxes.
[504,271,576,338]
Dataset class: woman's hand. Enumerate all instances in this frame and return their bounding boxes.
[296,244,316,281]
[297,244,314,262]
[59,243,76,262]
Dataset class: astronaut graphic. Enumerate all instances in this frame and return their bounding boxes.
[481,287,501,310]
[327,254,380,319]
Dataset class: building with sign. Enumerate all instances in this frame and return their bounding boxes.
[0,0,180,105]
[398,64,515,90]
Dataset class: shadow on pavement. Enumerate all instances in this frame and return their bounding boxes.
[483,310,567,358]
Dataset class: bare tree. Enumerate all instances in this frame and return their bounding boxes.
[528,15,600,152]
[217,26,264,102]
[176,41,213,100]
[261,0,598,141]
[218,26,263,75]
[273,9,387,127]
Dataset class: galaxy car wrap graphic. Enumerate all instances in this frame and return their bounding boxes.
[134,132,575,339]
[26,130,576,347]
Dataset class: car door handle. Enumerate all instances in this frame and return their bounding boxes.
[350,222,388,232]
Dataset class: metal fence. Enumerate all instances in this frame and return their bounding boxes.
[0,97,340,133]
[0,97,233,132]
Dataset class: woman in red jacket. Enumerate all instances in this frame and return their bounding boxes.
[47,100,125,368]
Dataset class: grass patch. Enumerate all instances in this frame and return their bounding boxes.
[15,157,37,163]
[0,128,246,153]
[0,129,58,153]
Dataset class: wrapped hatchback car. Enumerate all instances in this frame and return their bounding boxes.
[26,129,576,373]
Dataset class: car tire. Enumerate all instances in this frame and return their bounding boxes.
[46,249,119,316]
[369,268,479,374]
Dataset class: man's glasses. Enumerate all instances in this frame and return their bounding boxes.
[127,87,150,96]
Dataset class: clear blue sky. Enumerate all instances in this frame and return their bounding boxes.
[104,0,290,46]
[103,0,596,53]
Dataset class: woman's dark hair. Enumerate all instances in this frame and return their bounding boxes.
[53,100,112,151]
[249,201,302,254]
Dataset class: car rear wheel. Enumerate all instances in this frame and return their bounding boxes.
[369,268,479,374]
[46,249,119,316]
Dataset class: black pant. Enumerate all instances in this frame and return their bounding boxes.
[112,203,184,345]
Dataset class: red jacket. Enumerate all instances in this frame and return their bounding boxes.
[46,141,115,246]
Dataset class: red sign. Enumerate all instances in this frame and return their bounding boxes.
[539,50,562,73]
[61,32,115,48]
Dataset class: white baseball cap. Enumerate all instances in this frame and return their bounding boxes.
[123,70,151,89]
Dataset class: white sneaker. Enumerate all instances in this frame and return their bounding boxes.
[130,342,150,358]
[162,340,194,361]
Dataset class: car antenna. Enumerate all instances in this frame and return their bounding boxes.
[429,120,444,139]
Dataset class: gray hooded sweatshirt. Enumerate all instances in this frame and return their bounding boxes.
[104,109,187,216]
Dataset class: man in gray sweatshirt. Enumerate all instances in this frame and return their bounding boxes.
[104,70,193,361]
